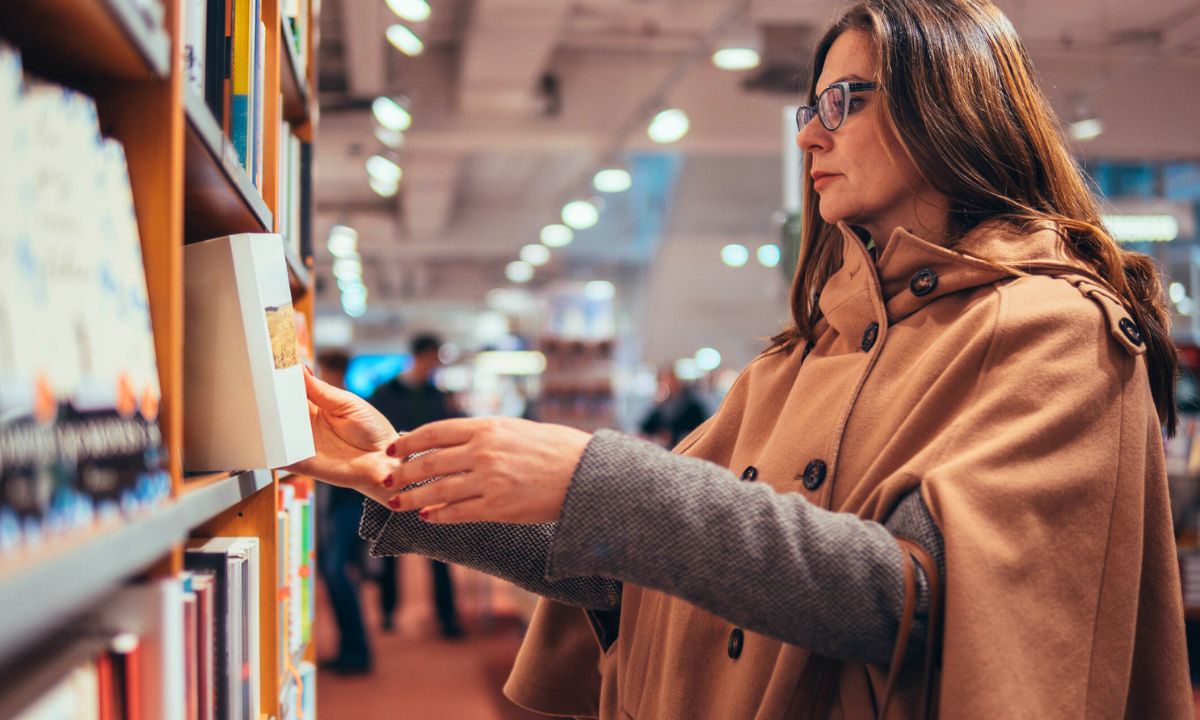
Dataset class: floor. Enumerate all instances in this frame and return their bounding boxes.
[314,554,552,720]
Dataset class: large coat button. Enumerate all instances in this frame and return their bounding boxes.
[1119,317,1144,346]
[728,628,744,659]
[802,460,827,490]
[910,268,938,296]
[740,466,758,482]
[860,322,879,352]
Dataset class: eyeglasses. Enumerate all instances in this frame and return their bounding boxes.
[795,81,877,133]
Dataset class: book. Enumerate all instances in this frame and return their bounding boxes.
[12,662,101,720]
[185,538,261,720]
[183,0,207,98]
[182,233,314,471]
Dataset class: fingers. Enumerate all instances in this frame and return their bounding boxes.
[302,370,358,412]
[418,497,492,524]
[390,444,474,489]
[386,473,480,513]
[388,417,494,458]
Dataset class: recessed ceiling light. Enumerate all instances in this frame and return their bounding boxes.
[372,96,412,132]
[520,244,551,266]
[721,243,750,268]
[757,244,781,268]
[366,155,402,184]
[540,224,574,248]
[506,260,534,283]
[648,108,689,143]
[593,168,632,193]
[386,24,424,56]
[385,0,430,23]
[562,199,599,230]
[712,47,760,71]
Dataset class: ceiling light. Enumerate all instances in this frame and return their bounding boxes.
[475,351,547,376]
[385,0,430,23]
[1069,117,1104,142]
[721,243,750,267]
[593,168,632,193]
[332,257,363,279]
[674,358,701,381]
[370,176,399,197]
[584,280,615,301]
[712,47,760,71]
[540,224,574,248]
[1170,282,1187,304]
[647,108,689,144]
[336,276,364,292]
[342,296,367,318]
[1102,214,1179,243]
[520,244,551,266]
[695,347,722,371]
[366,155,402,184]
[372,96,412,132]
[757,244,781,268]
[328,225,358,257]
[506,260,534,284]
[386,24,424,56]
[374,126,405,149]
[562,199,599,230]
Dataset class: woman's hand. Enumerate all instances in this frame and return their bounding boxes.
[384,417,593,525]
[285,368,398,502]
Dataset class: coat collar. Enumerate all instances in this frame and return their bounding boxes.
[818,220,1098,336]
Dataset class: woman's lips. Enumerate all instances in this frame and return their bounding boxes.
[812,172,840,189]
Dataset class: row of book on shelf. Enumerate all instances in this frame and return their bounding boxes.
[0,44,317,553]
[12,480,315,719]
[183,0,313,192]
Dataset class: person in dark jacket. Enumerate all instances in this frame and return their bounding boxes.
[367,333,465,638]
[314,349,373,675]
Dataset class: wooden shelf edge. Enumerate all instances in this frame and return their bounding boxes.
[284,245,311,299]
[279,20,311,124]
[184,91,274,240]
[0,0,170,82]
[0,470,273,667]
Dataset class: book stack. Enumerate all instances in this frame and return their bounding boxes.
[184,537,262,720]
[183,0,269,187]
[282,0,311,80]
[277,479,314,672]
[182,233,315,471]
[0,45,170,553]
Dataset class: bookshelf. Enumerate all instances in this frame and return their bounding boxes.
[0,0,321,714]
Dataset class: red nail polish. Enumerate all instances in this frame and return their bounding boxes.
[383,477,394,488]
[386,444,396,457]
[418,509,429,520]
[388,498,402,509]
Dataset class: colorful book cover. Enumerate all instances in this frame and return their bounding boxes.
[230,0,255,167]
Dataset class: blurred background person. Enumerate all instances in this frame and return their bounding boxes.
[314,348,373,675]
[367,333,465,639]
[639,366,712,448]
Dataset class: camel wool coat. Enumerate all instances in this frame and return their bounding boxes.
[502,220,1193,719]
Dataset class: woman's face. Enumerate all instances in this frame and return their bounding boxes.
[797,30,947,243]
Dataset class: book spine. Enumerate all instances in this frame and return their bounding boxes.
[183,0,206,97]
[230,0,252,165]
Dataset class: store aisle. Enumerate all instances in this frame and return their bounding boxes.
[316,554,554,720]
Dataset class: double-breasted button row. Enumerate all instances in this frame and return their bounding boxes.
[728,628,744,659]
[910,268,939,296]
[740,466,758,482]
[801,460,827,490]
[860,322,879,352]
[1119,317,1144,346]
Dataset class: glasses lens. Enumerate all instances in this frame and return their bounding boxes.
[818,85,846,130]
[796,106,815,131]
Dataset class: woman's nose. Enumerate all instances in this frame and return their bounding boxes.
[796,115,829,153]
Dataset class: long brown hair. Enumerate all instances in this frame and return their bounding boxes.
[772,0,1178,432]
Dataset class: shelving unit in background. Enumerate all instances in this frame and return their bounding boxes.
[0,0,322,714]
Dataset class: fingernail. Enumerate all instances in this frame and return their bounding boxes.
[385,444,396,457]
[418,509,429,520]
[388,498,402,510]
[382,476,394,488]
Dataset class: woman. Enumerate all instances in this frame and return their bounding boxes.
[293,0,1193,716]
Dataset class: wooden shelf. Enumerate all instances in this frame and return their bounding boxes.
[184,91,274,241]
[0,0,170,81]
[285,245,311,299]
[0,470,273,667]
[279,20,311,124]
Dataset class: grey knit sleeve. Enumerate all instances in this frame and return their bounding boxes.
[358,496,621,610]
[546,430,944,666]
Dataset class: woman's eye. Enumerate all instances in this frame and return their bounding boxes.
[848,98,867,113]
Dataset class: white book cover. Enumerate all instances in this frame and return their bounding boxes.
[183,233,314,470]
